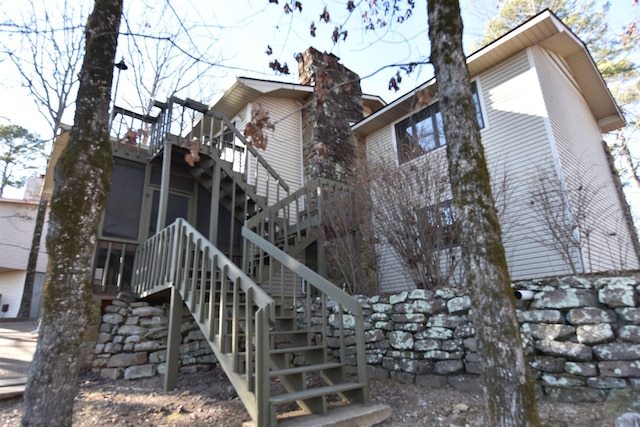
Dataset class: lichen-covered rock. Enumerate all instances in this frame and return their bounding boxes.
[516,309,563,323]
[535,339,592,361]
[389,291,408,305]
[616,308,640,325]
[530,356,566,373]
[566,307,616,325]
[447,296,471,314]
[388,331,414,350]
[593,343,640,361]
[598,282,637,307]
[618,326,640,343]
[564,361,597,377]
[576,323,614,344]
[541,373,586,388]
[415,327,453,340]
[520,323,575,340]
[604,356,640,377]
[433,360,464,375]
[532,289,598,309]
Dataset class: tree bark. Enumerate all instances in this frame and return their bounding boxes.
[426,1,541,426]
[21,1,122,426]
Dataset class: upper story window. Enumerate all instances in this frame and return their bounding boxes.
[396,82,484,164]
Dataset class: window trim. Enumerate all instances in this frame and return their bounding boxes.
[394,81,486,165]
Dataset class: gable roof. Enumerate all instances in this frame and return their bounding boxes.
[209,76,386,120]
[352,9,624,135]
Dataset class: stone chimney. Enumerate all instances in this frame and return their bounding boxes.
[296,47,363,182]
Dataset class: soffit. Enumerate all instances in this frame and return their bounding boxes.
[353,10,624,136]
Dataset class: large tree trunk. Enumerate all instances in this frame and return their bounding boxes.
[21,1,122,426]
[426,1,540,426]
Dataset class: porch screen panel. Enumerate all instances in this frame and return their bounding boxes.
[148,191,190,235]
[102,158,145,240]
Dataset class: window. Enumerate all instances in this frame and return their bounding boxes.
[418,200,459,248]
[396,82,484,164]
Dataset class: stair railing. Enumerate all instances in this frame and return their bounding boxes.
[245,177,352,260]
[132,218,275,425]
[242,226,369,409]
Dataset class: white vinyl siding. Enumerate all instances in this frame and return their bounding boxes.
[532,46,640,272]
[0,271,26,318]
[240,97,303,206]
[0,200,49,272]
[480,50,577,279]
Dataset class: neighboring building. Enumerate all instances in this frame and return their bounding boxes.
[0,177,48,318]
[353,9,639,293]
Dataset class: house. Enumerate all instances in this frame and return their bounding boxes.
[23,9,639,425]
[0,177,48,318]
[352,9,640,293]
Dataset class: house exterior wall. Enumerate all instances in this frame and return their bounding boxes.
[478,49,578,280]
[0,200,49,272]
[531,46,640,272]
[0,271,25,318]
[365,45,633,293]
[241,96,304,204]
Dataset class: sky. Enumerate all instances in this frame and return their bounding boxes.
[0,0,637,198]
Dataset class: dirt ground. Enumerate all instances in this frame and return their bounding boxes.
[1,367,638,426]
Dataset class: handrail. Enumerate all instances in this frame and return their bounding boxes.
[132,218,274,424]
[242,226,361,314]
[245,177,352,258]
[242,225,369,411]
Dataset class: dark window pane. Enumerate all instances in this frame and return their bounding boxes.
[148,190,190,235]
[102,158,145,240]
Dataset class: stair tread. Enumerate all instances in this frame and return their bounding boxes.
[269,382,366,405]
[270,345,325,355]
[270,362,343,377]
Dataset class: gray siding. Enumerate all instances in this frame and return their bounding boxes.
[532,46,639,271]
[479,49,576,279]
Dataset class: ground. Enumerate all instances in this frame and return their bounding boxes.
[0,367,638,426]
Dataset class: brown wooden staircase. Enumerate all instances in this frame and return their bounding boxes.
[124,100,390,425]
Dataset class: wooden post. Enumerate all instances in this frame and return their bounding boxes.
[209,162,221,245]
[164,285,183,391]
[157,139,172,232]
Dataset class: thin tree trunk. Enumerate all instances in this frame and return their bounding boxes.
[426,1,540,426]
[21,1,122,426]
[18,198,48,318]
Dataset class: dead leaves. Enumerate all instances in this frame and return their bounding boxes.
[268,59,290,75]
[243,104,275,150]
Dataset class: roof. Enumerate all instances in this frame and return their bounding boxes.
[352,9,624,135]
[209,76,386,119]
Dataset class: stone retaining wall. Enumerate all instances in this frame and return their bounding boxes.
[89,275,640,402]
[310,276,640,402]
[88,297,217,380]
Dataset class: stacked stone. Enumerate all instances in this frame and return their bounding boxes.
[516,276,640,402]
[90,297,217,380]
[309,275,640,401]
